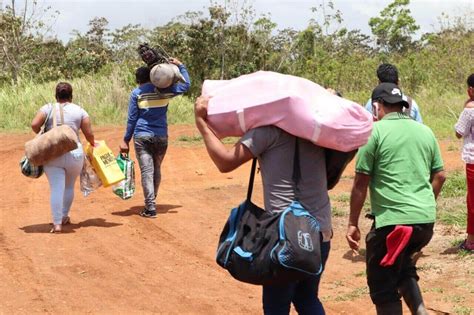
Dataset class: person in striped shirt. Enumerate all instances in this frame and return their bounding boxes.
[120,59,190,218]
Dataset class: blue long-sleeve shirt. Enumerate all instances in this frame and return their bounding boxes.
[123,64,190,142]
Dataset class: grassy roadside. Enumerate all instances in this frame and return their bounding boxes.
[0,72,468,139]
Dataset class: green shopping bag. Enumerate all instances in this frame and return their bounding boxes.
[112,153,135,200]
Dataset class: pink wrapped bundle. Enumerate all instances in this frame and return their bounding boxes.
[202,71,373,152]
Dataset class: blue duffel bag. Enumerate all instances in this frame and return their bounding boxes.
[216,141,322,286]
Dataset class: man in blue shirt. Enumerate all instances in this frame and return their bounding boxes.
[365,63,423,123]
[120,58,190,218]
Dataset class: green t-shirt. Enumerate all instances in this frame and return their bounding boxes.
[355,112,444,228]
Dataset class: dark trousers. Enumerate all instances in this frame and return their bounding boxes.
[365,223,434,305]
[262,241,331,315]
[134,136,168,211]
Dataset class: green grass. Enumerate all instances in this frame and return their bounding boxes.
[1,71,468,139]
[333,193,350,203]
[441,171,467,198]
[452,306,472,315]
[177,134,203,143]
[0,69,195,131]
[167,96,195,125]
[331,206,347,217]
[333,287,369,302]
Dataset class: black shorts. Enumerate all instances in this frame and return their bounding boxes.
[365,223,434,305]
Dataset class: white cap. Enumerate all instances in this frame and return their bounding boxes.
[150,63,186,89]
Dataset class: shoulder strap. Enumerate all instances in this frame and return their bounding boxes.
[292,138,301,200]
[246,138,302,202]
[246,158,257,201]
[52,103,57,128]
[59,103,65,125]
[52,103,66,128]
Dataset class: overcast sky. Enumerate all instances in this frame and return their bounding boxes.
[2,0,473,42]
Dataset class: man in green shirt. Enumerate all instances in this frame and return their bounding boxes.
[346,82,446,315]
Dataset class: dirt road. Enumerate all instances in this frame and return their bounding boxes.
[1,126,472,314]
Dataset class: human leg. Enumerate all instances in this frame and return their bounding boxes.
[398,278,427,315]
[62,146,84,220]
[398,224,433,315]
[44,163,66,228]
[151,136,168,200]
[365,225,403,315]
[134,137,157,213]
[262,283,295,315]
[465,164,474,247]
[292,240,331,315]
[375,301,403,315]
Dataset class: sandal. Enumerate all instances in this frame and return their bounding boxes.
[62,216,71,225]
[50,224,62,233]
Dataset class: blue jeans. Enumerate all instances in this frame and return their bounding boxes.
[134,136,168,212]
[44,144,84,224]
[262,240,331,315]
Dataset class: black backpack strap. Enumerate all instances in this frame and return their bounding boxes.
[246,158,257,201]
[292,138,301,199]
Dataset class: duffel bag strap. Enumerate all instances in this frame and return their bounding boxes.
[59,102,65,125]
[246,158,257,201]
[292,138,301,199]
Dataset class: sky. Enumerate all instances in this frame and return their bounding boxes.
[1,0,473,42]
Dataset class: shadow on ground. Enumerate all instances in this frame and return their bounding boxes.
[20,218,122,233]
[111,204,182,217]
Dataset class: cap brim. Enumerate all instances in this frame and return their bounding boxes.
[383,96,409,108]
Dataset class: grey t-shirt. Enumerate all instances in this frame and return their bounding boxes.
[39,103,89,141]
[240,126,332,233]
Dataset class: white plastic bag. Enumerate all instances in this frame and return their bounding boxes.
[80,156,102,196]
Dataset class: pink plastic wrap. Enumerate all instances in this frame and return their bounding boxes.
[201,71,373,152]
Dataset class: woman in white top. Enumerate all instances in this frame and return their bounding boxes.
[455,73,474,251]
[31,82,95,233]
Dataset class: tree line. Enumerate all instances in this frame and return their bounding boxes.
[0,0,473,96]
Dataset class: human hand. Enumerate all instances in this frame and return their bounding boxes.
[90,141,100,148]
[119,141,130,154]
[169,57,182,66]
[194,96,210,122]
[346,225,361,254]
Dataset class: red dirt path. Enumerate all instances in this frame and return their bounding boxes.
[0,126,472,314]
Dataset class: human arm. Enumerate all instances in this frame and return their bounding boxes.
[31,111,47,134]
[430,170,446,200]
[121,92,139,153]
[80,116,95,147]
[346,172,370,251]
[194,96,253,173]
[166,58,191,94]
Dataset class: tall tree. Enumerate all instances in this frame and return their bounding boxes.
[369,0,419,52]
[0,0,57,83]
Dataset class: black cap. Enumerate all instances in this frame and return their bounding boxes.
[371,82,409,108]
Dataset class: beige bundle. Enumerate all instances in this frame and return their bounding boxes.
[25,103,78,166]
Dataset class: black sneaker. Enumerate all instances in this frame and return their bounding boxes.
[140,208,157,218]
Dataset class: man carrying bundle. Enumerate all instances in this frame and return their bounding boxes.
[120,54,190,218]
